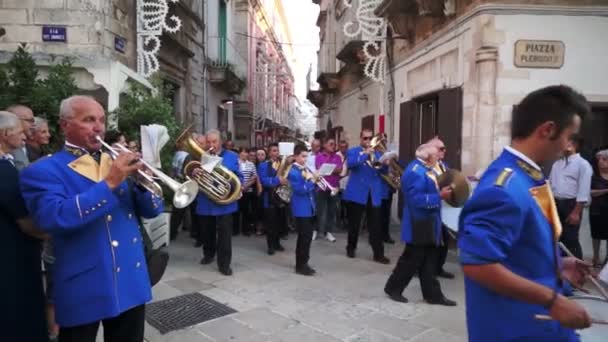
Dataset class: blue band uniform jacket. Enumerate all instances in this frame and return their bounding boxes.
[287,165,316,218]
[343,146,388,207]
[195,149,243,216]
[19,148,164,327]
[400,159,443,246]
[258,160,280,209]
[458,149,576,342]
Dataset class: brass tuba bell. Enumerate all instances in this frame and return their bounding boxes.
[176,127,242,205]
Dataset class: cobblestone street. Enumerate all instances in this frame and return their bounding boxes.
[143,226,467,342]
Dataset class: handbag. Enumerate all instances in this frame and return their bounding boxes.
[128,181,169,287]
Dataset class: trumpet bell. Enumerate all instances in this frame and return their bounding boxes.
[172,180,199,209]
[438,169,471,208]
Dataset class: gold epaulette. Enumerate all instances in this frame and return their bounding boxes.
[516,160,544,181]
[495,168,514,187]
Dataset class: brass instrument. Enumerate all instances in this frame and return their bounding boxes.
[96,137,198,209]
[176,129,242,205]
[437,169,471,208]
[301,165,339,196]
[368,134,403,190]
[272,155,294,205]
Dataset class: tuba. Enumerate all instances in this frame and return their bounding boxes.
[272,155,294,206]
[368,134,403,191]
[176,128,242,205]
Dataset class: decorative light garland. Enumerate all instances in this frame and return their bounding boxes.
[343,0,387,83]
[137,0,183,78]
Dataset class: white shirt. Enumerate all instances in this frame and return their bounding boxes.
[549,153,593,203]
[337,151,349,190]
[504,145,542,171]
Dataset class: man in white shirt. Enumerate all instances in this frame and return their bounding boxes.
[549,134,593,259]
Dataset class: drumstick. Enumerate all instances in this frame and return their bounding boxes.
[534,314,608,325]
[558,242,608,301]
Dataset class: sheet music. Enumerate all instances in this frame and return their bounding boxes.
[201,154,222,173]
[379,151,398,163]
[141,124,170,168]
[279,142,294,156]
[317,163,336,176]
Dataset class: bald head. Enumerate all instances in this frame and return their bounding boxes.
[6,105,34,138]
[206,129,222,154]
[426,137,446,160]
[59,95,105,152]
[416,144,439,166]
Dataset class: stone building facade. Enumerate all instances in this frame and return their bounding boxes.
[0,0,205,130]
[311,0,608,179]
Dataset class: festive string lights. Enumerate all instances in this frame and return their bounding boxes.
[137,0,183,78]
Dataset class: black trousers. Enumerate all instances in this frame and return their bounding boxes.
[381,192,394,240]
[437,227,449,273]
[384,245,444,301]
[265,206,281,249]
[170,204,192,240]
[295,217,314,267]
[279,206,289,237]
[197,214,233,268]
[238,192,256,234]
[556,198,583,259]
[59,304,145,342]
[347,195,384,258]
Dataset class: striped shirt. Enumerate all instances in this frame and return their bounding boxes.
[239,160,257,193]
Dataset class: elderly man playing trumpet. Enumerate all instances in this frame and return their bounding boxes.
[20,95,164,342]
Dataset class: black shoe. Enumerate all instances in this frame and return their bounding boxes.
[374,256,391,264]
[427,297,457,306]
[275,244,285,252]
[385,290,408,303]
[219,267,233,276]
[194,241,203,247]
[384,237,395,244]
[295,265,315,276]
[200,257,214,265]
[437,270,455,279]
[267,248,275,255]
[346,249,356,258]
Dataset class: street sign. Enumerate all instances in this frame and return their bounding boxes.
[115,36,126,53]
[42,26,67,43]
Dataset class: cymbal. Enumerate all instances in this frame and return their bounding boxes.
[438,169,471,208]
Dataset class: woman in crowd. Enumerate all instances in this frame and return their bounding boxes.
[0,111,48,341]
[26,117,52,162]
[590,147,608,267]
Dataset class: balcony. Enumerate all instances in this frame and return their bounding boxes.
[206,36,247,95]
[307,89,325,108]
[317,72,340,93]
[337,39,365,64]
[316,10,327,28]
[375,0,448,39]
[375,0,446,17]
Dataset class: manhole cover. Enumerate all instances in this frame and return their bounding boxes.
[146,293,237,334]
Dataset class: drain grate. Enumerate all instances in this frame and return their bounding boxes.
[146,292,237,334]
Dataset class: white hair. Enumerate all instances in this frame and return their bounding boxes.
[596,149,608,159]
[0,111,19,131]
[415,144,438,161]
[59,95,97,120]
[33,117,48,130]
[205,129,222,140]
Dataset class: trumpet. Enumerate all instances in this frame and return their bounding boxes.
[96,137,199,209]
[302,165,339,196]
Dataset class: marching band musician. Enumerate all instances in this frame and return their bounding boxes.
[288,144,318,276]
[427,137,455,279]
[190,129,241,276]
[258,143,288,255]
[383,143,456,306]
[459,85,593,341]
[343,129,390,264]
[20,96,164,342]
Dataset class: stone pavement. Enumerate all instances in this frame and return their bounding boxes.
[142,226,468,342]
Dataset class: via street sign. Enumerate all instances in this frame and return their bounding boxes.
[42,26,67,43]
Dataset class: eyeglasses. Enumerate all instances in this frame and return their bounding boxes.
[362,136,372,140]
[21,118,35,123]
